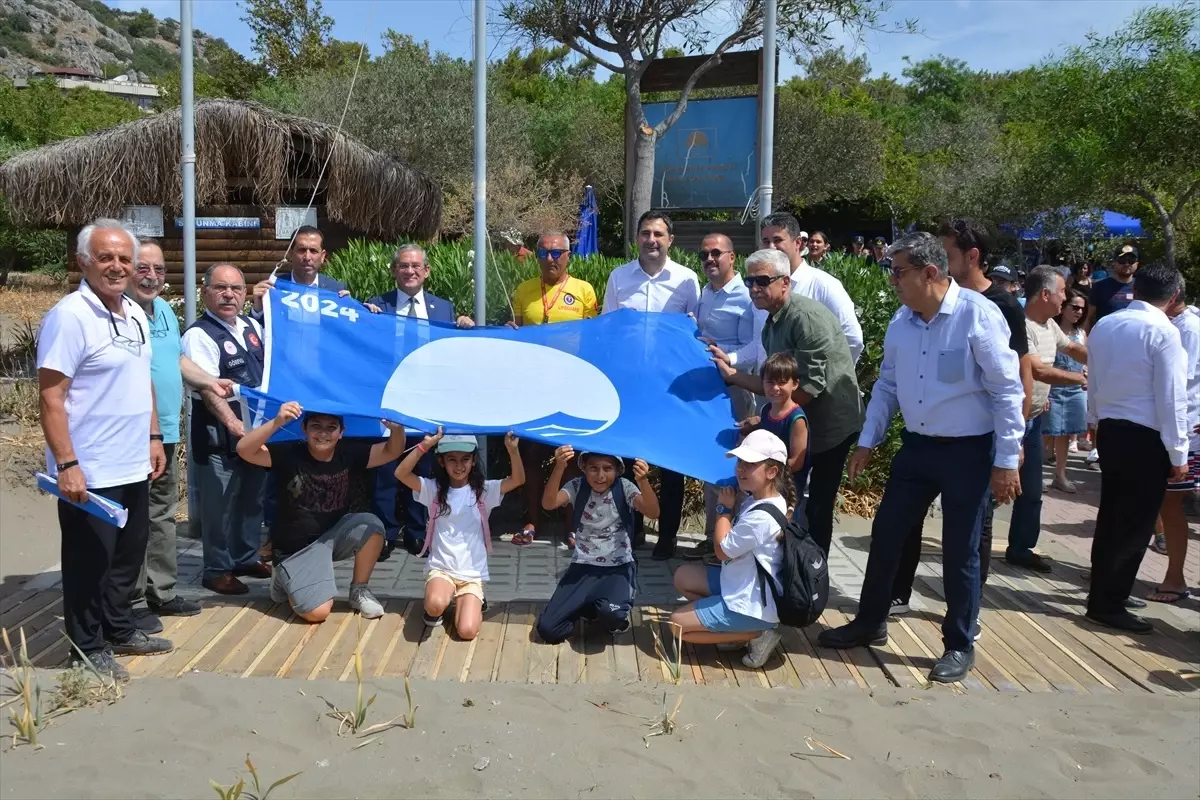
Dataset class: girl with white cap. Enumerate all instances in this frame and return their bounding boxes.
[670,429,795,667]
[394,428,524,638]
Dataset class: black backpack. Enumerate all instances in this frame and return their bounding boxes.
[753,504,829,627]
[571,478,635,537]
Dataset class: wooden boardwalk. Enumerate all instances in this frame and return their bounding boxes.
[3,570,1197,695]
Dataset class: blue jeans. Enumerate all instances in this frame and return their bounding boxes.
[856,431,992,652]
[1006,414,1044,557]
[373,436,432,543]
[196,453,265,579]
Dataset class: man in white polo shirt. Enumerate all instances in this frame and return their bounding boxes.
[37,218,174,682]
[759,212,864,363]
[602,210,700,559]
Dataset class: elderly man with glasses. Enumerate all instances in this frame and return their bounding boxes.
[507,231,598,545]
[182,264,273,596]
[37,219,173,681]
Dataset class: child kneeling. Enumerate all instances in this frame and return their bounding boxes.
[395,429,523,640]
[236,401,407,623]
[536,447,659,644]
[670,430,793,668]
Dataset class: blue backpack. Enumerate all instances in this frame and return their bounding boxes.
[571,478,635,537]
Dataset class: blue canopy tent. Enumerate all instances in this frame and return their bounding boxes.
[575,185,599,257]
[1011,209,1144,240]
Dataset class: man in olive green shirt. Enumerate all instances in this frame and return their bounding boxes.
[712,248,863,553]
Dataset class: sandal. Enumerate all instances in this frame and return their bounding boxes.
[1145,587,1190,604]
[512,526,536,546]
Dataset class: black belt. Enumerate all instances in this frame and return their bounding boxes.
[905,430,992,443]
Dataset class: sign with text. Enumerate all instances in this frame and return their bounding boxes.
[642,96,759,210]
[174,217,261,229]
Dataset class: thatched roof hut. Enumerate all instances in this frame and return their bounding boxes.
[0,99,442,239]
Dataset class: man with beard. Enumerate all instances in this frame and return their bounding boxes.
[1087,244,1139,330]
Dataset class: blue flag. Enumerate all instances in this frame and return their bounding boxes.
[241,281,741,483]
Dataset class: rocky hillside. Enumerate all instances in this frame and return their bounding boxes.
[0,0,214,80]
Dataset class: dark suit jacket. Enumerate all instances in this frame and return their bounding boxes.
[253,271,352,323]
[365,289,455,323]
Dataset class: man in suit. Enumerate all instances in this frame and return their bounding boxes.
[366,243,475,557]
[251,226,348,312]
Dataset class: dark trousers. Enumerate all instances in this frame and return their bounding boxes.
[373,436,432,545]
[60,481,150,656]
[642,468,685,549]
[806,432,859,553]
[1006,414,1045,556]
[891,497,995,605]
[1088,419,1171,615]
[536,562,637,644]
[856,432,992,652]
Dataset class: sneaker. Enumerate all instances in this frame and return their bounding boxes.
[1005,550,1053,574]
[611,617,631,635]
[1086,448,1100,470]
[132,608,163,634]
[349,585,384,620]
[108,630,173,656]
[972,618,982,642]
[1050,477,1077,494]
[889,599,910,616]
[149,597,202,617]
[716,640,748,652]
[74,649,129,683]
[1067,440,1079,454]
[742,628,782,668]
[269,569,288,604]
[1150,533,1169,555]
[423,612,443,628]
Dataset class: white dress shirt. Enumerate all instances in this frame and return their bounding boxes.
[399,289,429,320]
[790,263,864,363]
[1173,306,1200,451]
[1087,300,1190,466]
[859,280,1026,469]
[601,258,700,315]
[180,311,264,392]
[289,270,318,287]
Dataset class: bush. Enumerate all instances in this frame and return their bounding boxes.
[131,41,175,78]
[328,241,904,497]
[95,36,127,58]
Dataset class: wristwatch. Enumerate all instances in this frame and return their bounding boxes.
[57,460,79,472]
[715,504,732,516]
[150,434,164,442]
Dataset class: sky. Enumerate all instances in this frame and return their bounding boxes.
[115,0,1167,81]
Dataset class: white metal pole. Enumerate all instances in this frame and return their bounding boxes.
[472,0,487,325]
[180,0,197,325]
[757,0,777,235]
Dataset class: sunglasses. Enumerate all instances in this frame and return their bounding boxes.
[697,249,731,261]
[1116,256,1136,264]
[537,248,568,260]
[1068,304,1086,311]
[745,274,788,288]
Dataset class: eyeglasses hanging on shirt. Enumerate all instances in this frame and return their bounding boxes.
[107,306,145,355]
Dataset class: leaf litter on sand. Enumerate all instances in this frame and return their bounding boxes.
[790,736,852,761]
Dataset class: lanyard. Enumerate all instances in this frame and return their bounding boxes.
[541,278,569,324]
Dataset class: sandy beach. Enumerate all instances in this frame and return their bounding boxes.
[1,672,1197,799]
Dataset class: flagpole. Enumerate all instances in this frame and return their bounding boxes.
[756,0,777,236]
[472,0,487,325]
[180,0,197,325]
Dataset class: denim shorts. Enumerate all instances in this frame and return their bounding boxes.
[694,565,776,633]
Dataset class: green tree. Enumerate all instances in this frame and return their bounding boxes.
[1007,3,1200,269]
[500,0,893,230]
[155,37,268,109]
[124,7,157,38]
[241,0,335,77]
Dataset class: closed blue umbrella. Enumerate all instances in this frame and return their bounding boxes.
[575,185,599,257]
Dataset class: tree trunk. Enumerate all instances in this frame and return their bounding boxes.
[629,127,658,230]
[1162,218,1175,271]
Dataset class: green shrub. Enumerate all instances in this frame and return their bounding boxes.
[95,36,127,58]
[131,41,175,78]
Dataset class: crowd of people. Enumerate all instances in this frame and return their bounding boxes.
[35,212,1197,685]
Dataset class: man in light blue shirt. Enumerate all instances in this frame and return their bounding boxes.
[818,232,1024,684]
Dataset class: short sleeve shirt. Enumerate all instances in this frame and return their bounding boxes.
[981,283,1028,356]
[37,281,153,488]
[1026,316,1072,416]
[717,496,786,623]
[416,478,504,581]
[147,296,183,444]
[1090,277,1135,323]
[512,276,598,324]
[266,439,374,556]
[563,477,641,566]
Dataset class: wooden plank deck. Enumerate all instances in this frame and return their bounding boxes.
[3,589,1194,696]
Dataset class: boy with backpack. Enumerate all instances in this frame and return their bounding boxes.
[535,447,660,644]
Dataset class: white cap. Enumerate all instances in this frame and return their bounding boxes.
[798,230,808,240]
[726,429,787,464]
[437,434,479,453]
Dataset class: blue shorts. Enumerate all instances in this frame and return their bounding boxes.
[694,566,776,633]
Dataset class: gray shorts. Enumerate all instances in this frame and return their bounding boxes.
[276,513,384,613]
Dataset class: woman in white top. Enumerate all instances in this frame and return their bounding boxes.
[670,430,794,668]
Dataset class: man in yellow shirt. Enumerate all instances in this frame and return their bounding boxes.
[508,232,599,544]
[510,232,598,325]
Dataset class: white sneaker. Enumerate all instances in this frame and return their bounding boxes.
[1068,441,1079,454]
[742,628,782,668]
[349,585,384,619]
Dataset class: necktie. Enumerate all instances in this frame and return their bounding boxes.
[406,296,417,318]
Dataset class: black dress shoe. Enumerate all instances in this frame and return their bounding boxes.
[930,648,974,683]
[1005,550,1053,573]
[1123,596,1148,610]
[817,621,888,649]
[377,540,396,562]
[233,560,273,579]
[132,608,163,634]
[1086,610,1153,634]
[403,535,425,556]
[651,542,675,561]
[109,630,174,656]
[150,597,202,617]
